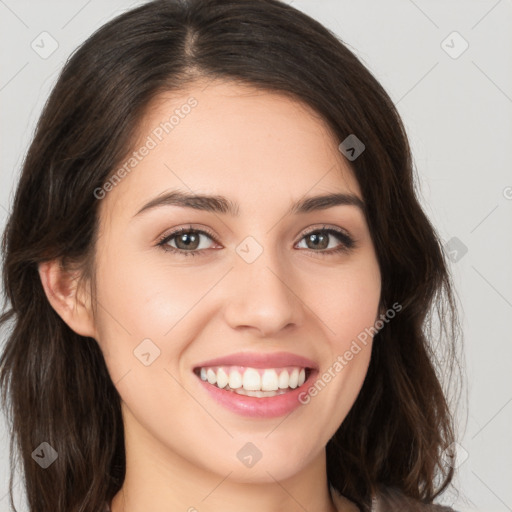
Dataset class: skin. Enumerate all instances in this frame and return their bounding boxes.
[39,79,382,512]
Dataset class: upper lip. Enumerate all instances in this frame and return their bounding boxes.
[193,351,318,370]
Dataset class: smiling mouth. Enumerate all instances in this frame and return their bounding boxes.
[193,365,313,398]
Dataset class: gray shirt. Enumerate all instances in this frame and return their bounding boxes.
[330,484,457,512]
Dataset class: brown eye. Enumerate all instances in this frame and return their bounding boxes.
[304,232,329,250]
[296,227,356,255]
[157,227,218,257]
[173,231,201,250]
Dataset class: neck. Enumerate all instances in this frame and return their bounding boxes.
[110,406,342,512]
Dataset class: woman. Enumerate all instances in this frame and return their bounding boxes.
[0,0,462,511]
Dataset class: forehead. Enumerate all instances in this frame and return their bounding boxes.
[99,80,362,222]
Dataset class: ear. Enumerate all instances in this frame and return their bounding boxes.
[38,259,97,339]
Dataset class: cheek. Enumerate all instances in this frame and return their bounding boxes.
[313,257,381,349]
[93,244,233,393]
[94,244,207,347]
[303,256,380,414]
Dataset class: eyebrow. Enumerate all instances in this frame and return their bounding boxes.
[133,189,365,218]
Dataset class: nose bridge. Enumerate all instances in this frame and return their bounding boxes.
[223,235,301,335]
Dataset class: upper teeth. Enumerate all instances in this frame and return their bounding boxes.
[198,366,307,391]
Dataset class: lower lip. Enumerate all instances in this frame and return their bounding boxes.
[195,370,318,418]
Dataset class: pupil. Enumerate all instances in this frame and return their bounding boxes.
[309,233,327,250]
[178,233,198,249]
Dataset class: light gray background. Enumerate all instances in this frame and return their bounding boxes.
[1,1,511,511]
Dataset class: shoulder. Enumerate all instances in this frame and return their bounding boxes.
[374,486,458,512]
[329,485,361,511]
[329,484,457,512]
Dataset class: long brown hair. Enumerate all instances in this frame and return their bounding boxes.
[0,0,462,511]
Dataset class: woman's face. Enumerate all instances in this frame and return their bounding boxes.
[92,79,381,483]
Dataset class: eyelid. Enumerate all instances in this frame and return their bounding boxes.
[156,224,219,246]
[295,223,353,242]
[157,223,353,242]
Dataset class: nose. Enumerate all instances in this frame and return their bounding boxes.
[223,250,303,337]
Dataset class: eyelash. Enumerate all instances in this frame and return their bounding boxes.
[156,225,356,258]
